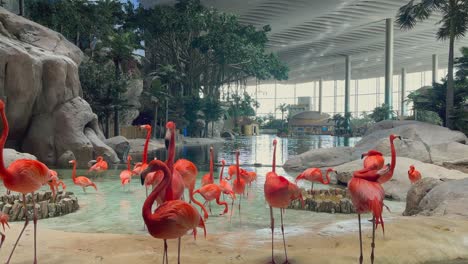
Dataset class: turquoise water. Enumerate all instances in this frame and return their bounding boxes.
[14,134,404,238]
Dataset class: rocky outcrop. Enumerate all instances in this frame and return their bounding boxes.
[289,188,355,214]
[408,178,468,217]
[333,157,468,201]
[3,148,36,167]
[105,136,130,161]
[0,8,118,167]
[284,120,467,171]
[403,177,443,216]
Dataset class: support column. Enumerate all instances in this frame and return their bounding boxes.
[274,81,277,119]
[385,18,394,119]
[333,80,337,114]
[345,55,351,133]
[294,83,297,104]
[401,68,406,117]
[318,79,323,113]
[432,54,438,83]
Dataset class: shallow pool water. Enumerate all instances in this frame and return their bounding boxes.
[14,134,404,238]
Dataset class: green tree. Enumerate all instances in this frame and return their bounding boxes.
[277,103,289,121]
[369,104,396,123]
[202,97,224,137]
[397,0,468,129]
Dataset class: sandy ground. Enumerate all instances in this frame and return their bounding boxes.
[0,215,467,264]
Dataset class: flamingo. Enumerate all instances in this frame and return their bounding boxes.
[264,138,300,264]
[69,160,98,192]
[47,169,66,197]
[193,184,229,216]
[88,156,108,174]
[0,211,9,249]
[408,165,422,184]
[120,155,136,188]
[200,147,215,186]
[0,100,50,263]
[377,134,401,184]
[231,150,246,218]
[142,159,206,264]
[133,124,152,175]
[219,160,235,199]
[361,150,384,170]
[295,167,336,192]
[348,165,391,264]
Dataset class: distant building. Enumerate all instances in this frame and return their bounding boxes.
[288,96,314,117]
[289,111,334,135]
[236,116,259,136]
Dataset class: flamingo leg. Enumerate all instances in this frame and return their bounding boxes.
[269,206,276,264]
[280,208,289,264]
[371,216,376,264]
[229,199,234,222]
[358,214,363,264]
[0,231,4,249]
[7,194,29,264]
[32,192,38,264]
[178,237,181,264]
[162,239,168,264]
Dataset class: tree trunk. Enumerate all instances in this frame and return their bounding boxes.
[76,31,80,47]
[153,103,158,139]
[446,31,455,129]
[204,119,209,138]
[18,0,24,16]
[105,111,110,138]
[211,121,214,138]
[113,108,119,137]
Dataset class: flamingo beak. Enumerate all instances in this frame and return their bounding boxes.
[361,154,365,159]
[397,136,402,140]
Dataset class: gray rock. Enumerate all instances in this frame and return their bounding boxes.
[104,136,130,160]
[430,142,468,166]
[84,127,120,164]
[10,201,20,221]
[418,178,468,217]
[40,201,48,219]
[57,150,76,168]
[2,204,11,215]
[284,147,355,171]
[48,203,56,217]
[3,149,37,167]
[403,177,443,216]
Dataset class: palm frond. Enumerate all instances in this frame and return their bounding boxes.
[397,0,437,29]
[436,2,468,40]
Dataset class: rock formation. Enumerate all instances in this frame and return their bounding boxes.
[0,8,118,167]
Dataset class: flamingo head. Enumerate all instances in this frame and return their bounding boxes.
[96,156,103,162]
[295,173,304,184]
[0,213,9,231]
[361,152,367,159]
[409,165,415,172]
[165,121,175,150]
[209,146,213,153]
[327,168,337,173]
[127,155,132,162]
[390,134,401,141]
[235,150,240,158]
[166,121,176,130]
[221,159,226,166]
[273,139,277,146]
[68,160,76,165]
[140,124,151,131]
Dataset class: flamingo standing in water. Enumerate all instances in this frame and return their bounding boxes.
[295,167,336,192]
[120,155,136,188]
[47,169,66,197]
[193,184,229,216]
[142,160,206,264]
[264,139,303,264]
[69,160,98,192]
[361,150,384,170]
[408,165,422,184]
[201,147,215,186]
[88,156,108,175]
[0,211,9,249]
[0,100,50,263]
[133,124,152,175]
[348,164,391,264]
[231,150,246,219]
[219,160,235,199]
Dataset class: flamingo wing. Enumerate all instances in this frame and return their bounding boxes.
[6,159,49,192]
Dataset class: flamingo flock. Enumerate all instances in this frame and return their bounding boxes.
[0,97,413,264]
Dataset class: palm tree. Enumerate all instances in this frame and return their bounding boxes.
[396,0,468,129]
[277,103,289,121]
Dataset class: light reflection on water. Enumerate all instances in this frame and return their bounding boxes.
[31,134,404,238]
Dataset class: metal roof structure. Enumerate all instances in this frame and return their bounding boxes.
[140,0,468,83]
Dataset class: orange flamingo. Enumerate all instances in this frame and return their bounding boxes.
[377,134,401,184]
[264,138,299,264]
[193,184,229,216]
[133,124,152,175]
[295,167,336,192]
[88,156,108,174]
[0,211,9,249]
[348,165,391,264]
[69,160,98,192]
[408,165,422,184]
[0,100,50,263]
[120,155,136,187]
[231,150,246,218]
[361,150,384,170]
[219,160,236,199]
[201,147,215,186]
[142,159,206,264]
[47,169,66,197]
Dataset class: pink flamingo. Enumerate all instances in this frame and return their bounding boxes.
[219,160,236,199]
[193,184,229,216]
[264,139,303,264]
[349,164,391,264]
[377,134,401,184]
[133,124,152,175]
[295,167,336,192]
[231,150,246,218]
[88,156,108,174]
[408,165,422,184]
[201,147,215,186]
[361,150,384,170]
[69,160,98,192]
[0,100,50,263]
[47,169,66,197]
[120,155,136,188]
[142,159,206,264]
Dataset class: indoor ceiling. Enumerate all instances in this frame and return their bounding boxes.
[140,0,468,84]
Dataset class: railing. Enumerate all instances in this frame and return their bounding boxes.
[108,126,147,139]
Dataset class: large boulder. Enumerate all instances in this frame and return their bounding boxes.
[105,136,130,161]
[284,120,468,171]
[84,128,119,164]
[3,148,36,167]
[334,157,468,201]
[403,177,443,216]
[417,178,468,217]
[0,8,115,167]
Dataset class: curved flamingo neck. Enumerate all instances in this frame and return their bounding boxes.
[71,162,77,182]
[189,188,209,218]
[390,138,397,172]
[272,143,277,173]
[236,153,240,184]
[126,157,131,171]
[209,149,214,182]
[143,161,171,221]
[324,170,331,184]
[142,127,151,164]
[219,163,225,183]
[166,129,175,173]
[0,107,11,179]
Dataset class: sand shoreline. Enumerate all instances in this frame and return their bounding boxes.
[0,214,467,264]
